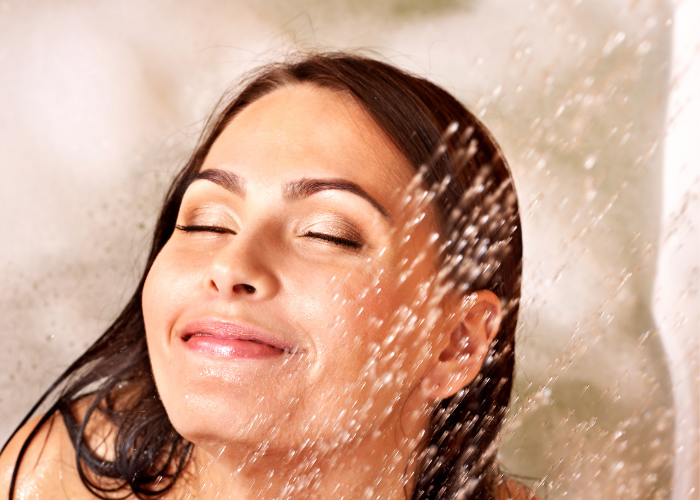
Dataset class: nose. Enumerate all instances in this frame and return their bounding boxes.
[203,232,280,301]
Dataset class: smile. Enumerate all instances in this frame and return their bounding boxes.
[180,320,297,359]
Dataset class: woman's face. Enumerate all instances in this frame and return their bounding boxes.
[142,84,453,457]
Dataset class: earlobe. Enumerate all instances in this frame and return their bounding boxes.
[419,290,502,401]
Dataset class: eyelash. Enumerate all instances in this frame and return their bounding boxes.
[303,231,362,249]
[175,224,236,235]
[176,225,362,249]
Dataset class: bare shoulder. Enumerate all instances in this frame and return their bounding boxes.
[0,407,120,500]
[0,413,75,500]
[495,478,544,500]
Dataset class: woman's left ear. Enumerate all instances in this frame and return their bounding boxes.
[419,290,502,401]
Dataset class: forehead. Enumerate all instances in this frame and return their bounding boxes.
[201,84,415,200]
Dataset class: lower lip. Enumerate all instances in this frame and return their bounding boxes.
[182,335,286,359]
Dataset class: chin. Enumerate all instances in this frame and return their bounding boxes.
[160,386,370,456]
[150,342,310,447]
[162,387,280,448]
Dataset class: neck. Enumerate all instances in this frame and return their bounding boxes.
[180,433,420,500]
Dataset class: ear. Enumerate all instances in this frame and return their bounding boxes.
[419,290,502,401]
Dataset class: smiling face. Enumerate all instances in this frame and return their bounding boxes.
[142,84,455,460]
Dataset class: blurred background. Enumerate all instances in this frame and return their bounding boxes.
[0,0,697,498]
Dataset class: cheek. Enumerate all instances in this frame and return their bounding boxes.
[321,262,432,384]
[342,255,445,387]
[141,245,216,434]
[142,253,174,383]
[143,253,175,338]
[142,245,200,369]
[306,270,437,433]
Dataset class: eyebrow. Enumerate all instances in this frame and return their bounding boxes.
[283,178,392,222]
[192,169,246,198]
[192,169,392,222]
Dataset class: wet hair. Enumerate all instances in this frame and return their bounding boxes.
[3,52,522,500]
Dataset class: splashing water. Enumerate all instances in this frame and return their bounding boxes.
[1,1,692,499]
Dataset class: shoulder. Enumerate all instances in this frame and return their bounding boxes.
[495,478,544,500]
[0,407,123,500]
[0,413,74,500]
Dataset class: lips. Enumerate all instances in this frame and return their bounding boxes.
[180,319,297,359]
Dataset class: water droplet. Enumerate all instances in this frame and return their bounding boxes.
[584,153,597,170]
[603,31,626,56]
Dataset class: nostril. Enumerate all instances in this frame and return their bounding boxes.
[233,284,256,294]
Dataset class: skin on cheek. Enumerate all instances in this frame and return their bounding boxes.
[141,252,179,416]
[316,258,438,434]
[141,243,228,434]
[143,245,187,350]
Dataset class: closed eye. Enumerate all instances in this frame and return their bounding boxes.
[305,231,362,249]
[176,224,237,235]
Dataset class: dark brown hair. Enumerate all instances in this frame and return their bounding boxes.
[4,52,522,500]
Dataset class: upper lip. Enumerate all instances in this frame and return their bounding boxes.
[180,319,298,353]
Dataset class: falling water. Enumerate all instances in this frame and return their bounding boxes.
[1,0,696,499]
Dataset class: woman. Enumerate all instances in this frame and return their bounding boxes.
[1,52,534,500]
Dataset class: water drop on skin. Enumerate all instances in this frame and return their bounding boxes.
[584,177,597,201]
[584,154,597,170]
